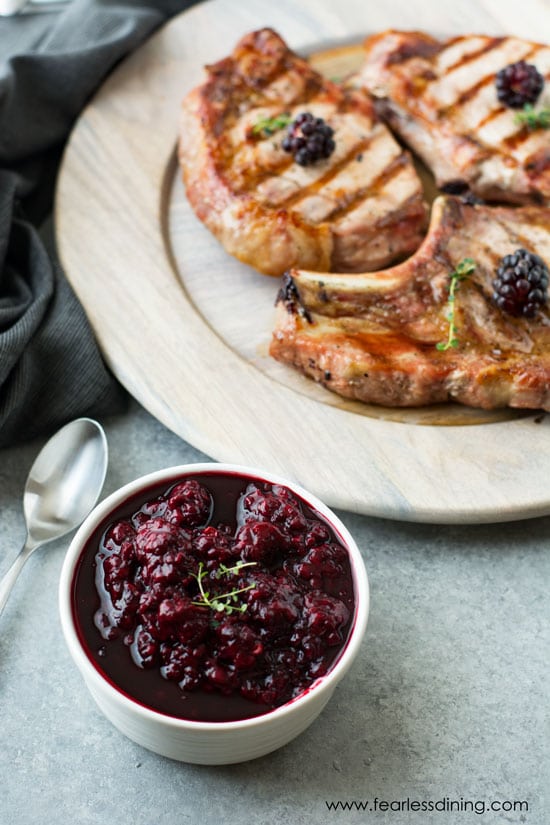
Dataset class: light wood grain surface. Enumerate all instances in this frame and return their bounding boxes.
[55,0,550,523]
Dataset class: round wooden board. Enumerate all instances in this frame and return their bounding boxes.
[56,0,550,524]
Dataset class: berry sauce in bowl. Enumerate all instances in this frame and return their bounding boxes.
[60,464,369,763]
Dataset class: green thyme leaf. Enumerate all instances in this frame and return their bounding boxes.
[251,112,292,137]
[455,258,476,278]
[436,258,476,352]
[190,560,257,615]
[514,104,550,130]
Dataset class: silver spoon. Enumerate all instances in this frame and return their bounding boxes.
[0,417,108,617]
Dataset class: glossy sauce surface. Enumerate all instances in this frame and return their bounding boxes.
[72,472,355,722]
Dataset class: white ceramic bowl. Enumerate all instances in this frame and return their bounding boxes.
[59,463,369,764]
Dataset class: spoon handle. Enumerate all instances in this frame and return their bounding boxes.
[0,537,38,617]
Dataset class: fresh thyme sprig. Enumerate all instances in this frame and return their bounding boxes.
[436,258,476,351]
[514,104,550,130]
[214,561,257,579]
[191,560,256,615]
[251,112,292,137]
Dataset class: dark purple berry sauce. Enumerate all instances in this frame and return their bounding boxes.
[71,471,355,723]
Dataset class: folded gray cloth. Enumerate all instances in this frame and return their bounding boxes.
[0,0,194,446]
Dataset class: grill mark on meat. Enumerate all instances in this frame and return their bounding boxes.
[179,28,427,275]
[270,197,550,410]
[474,65,550,152]
[231,99,376,195]
[440,36,504,76]
[329,153,413,221]
[435,35,491,73]
[247,132,376,211]
[262,133,378,212]
[357,31,550,204]
[453,48,545,145]
[474,105,508,130]
[502,126,538,152]
[289,136,409,223]
[426,38,534,107]
[235,102,416,226]
[450,72,498,109]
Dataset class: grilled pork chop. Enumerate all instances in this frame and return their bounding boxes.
[356,31,550,205]
[270,196,550,410]
[179,28,428,276]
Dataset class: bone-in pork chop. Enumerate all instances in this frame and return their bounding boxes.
[356,31,550,205]
[270,196,550,411]
[178,28,428,276]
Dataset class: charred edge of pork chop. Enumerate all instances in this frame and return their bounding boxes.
[356,30,550,206]
[270,196,550,411]
[179,28,428,276]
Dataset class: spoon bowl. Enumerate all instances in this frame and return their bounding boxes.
[0,417,108,617]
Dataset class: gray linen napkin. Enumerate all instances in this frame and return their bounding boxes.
[0,0,195,446]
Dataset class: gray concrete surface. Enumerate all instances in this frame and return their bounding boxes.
[0,399,547,825]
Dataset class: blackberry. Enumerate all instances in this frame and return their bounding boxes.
[495,60,544,109]
[281,112,335,166]
[492,248,549,317]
